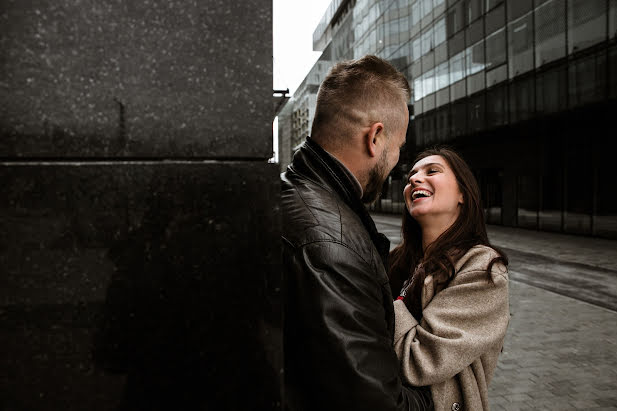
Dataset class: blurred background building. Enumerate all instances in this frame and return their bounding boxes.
[278,0,617,239]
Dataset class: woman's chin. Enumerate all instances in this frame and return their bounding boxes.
[409,209,428,222]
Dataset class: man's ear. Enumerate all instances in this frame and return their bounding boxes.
[365,122,384,158]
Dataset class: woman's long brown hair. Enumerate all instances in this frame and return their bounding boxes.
[388,147,508,320]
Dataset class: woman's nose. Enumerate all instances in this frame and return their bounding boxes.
[409,174,423,184]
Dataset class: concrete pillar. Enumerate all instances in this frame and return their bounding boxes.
[0,1,281,409]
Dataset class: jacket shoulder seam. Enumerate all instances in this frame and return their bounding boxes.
[298,239,372,268]
[454,267,509,285]
[293,185,319,223]
[335,201,343,242]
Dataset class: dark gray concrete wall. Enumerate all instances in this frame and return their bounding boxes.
[1,0,272,158]
[1,1,281,410]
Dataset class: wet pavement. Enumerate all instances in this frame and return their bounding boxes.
[372,213,617,312]
[371,213,617,410]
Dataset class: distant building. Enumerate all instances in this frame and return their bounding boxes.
[277,97,293,172]
[278,53,335,173]
[279,0,617,238]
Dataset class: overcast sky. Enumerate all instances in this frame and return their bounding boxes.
[273,0,333,95]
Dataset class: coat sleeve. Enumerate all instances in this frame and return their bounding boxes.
[285,240,433,411]
[392,264,509,387]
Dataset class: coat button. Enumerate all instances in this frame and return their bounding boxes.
[451,403,461,411]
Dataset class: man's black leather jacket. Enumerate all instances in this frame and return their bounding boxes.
[281,137,433,411]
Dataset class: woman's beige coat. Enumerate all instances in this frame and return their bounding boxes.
[393,245,509,411]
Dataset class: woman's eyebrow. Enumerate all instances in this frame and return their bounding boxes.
[410,162,444,176]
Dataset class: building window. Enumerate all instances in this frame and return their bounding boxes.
[509,75,535,123]
[568,51,607,107]
[412,35,422,62]
[421,27,434,55]
[434,17,447,46]
[435,107,450,140]
[486,28,506,69]
[517,174,540,229]
[564,136,593,235]
[536,65,567,114]
[486,83,507,127]
[424,67,436,95]
[436,61,450,90]
[386,13,400,58]
[507,0,533,21]
[412,1,421,27]
[539,135,563,232]
[486,64,508,86]
[485,3,505,35]
[610,44,617,99]
[485,0,503,13]
[567,0,607,54]
[414,75,425,101]
[466,39,485,76]
[466,0,483,24]
[481,169,504,225]
[376,16,385,53]
[368,28,377,53]
[423,0,433,18]
[450,51,466,84]
[610,0,617,39]
[596,143,617,237]
[451,99,467,136]
[468,92,486,131]
[398,0,411,45]
[535,0,566,67]
[447,1,465,37]
[508,12,534,77]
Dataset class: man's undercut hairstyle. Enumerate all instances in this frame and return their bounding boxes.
[311,55,411,148]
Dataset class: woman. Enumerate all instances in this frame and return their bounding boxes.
[389,147,509,411]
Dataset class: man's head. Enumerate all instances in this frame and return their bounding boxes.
[310,55,410,204]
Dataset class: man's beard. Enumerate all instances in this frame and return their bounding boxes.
[362,148,389,204]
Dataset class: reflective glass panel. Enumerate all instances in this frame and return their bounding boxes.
[568,0,607,53]
[535,0,566,67]
[508,13,534,77]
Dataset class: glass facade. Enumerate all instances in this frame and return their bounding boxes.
[281,0,617,238]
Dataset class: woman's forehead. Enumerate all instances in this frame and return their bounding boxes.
[412,155,446,169]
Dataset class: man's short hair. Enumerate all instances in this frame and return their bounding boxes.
[311,55,410,147]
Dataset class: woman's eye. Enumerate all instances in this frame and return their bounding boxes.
[427,169,438,174]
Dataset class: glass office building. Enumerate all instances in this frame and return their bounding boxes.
[279,0,617,238]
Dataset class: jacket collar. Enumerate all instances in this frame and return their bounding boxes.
[289,137,391,268]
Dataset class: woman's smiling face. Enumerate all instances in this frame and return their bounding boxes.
[403,155,463,223]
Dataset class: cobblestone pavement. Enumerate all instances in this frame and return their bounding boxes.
[371,213,617,410]
[484,224,617,272]
[490,281,617,410]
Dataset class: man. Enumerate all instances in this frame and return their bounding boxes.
[281,55,433,410]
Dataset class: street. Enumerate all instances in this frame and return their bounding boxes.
[372,213,617,410]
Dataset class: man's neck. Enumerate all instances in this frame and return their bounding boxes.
[321,148,364,199]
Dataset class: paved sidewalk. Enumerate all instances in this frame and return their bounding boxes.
[485,225,617,273]
[490,281,617,410]
[371,213,617,410]
[371,213,617,271]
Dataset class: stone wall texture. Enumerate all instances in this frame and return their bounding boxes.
[0,1,281,410]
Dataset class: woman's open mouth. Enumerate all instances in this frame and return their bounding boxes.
[411,189,433,202]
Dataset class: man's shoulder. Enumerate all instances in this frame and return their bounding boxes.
[281,171,368,249]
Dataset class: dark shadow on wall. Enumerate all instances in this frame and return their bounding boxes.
[92,173,281,411]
